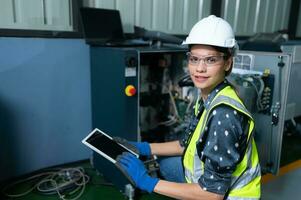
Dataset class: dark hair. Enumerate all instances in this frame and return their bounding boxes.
[188,44,234,76]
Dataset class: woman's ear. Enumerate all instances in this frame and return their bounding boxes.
[224,57,233,76]
[225,57,232,71]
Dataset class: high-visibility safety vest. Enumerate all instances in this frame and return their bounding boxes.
[183,85,261,200]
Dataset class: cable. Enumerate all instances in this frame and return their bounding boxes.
[252,75,266,110]
[158,81,180,126]
[2,167,89,200]
[238,74,267,111]
[185,87,198,114]
[243,76,264,110]
[1,172,54,198]
[168,89,180,119]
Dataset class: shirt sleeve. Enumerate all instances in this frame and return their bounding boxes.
[197,105,249,195]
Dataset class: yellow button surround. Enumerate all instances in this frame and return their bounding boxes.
[125,85,136,96]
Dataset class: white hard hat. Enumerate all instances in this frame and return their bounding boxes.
[183,15,236,48]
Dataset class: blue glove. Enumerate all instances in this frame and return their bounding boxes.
[113,137,151,156]
[129,141,151,156]
[116,152,159,193]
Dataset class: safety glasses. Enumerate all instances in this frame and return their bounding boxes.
[186,52,226,67]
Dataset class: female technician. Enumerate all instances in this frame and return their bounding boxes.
[116,15,261,200]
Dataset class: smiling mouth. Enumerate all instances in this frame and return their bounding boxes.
[194,75,209,82]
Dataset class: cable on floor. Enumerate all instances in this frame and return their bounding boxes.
[1,167,90,200]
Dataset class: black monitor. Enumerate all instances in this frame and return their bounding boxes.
[80,7,125,43]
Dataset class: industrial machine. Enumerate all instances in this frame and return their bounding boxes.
[89,44,301,197]
[90,45,189,196]
[229,45,301,174]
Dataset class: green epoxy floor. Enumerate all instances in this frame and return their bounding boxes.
[0,162,171,200]
[1,131,301,200]
[2,185,170,200]
[1,186,170,200]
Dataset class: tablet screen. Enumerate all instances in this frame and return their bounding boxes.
[82,129,138,163]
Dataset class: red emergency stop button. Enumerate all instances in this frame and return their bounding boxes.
[125,85,136,96]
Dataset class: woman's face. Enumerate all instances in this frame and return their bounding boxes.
[188,44,232,97]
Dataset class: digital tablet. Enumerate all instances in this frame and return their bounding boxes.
[82,128,139,164]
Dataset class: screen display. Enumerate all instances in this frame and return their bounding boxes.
[80,7,124,40]
[85,130,133,160]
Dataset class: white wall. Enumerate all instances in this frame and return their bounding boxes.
[0,0,72,31]
[222,0,292,36]
[86,0,294,36]
[88,0,212,34]
[0,0,298,36]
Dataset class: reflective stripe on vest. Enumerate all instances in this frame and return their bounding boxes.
[183,86,261,199]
